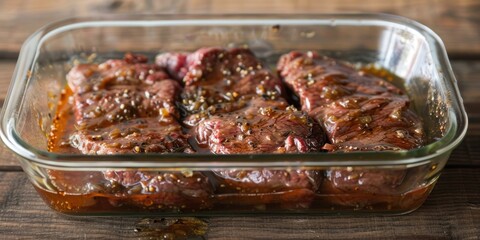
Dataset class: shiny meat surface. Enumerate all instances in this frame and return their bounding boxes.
[69,118,191,154]
[64,54,212,209]
[67,54,187,154]
[325,168,407,195]
[319,96,424,151]
[277,51,424,151]
[102,171,212,209]
[159,48,325,202]
[45,49,428,212]
[196,98,325,197]
[277,52,403,112]
[196,97,326,154]
[156,47,285,126]
[214,169,322,194]
[277,51,425,197]
[68,53,170,95]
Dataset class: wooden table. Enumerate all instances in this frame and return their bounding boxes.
[0,1,479,239]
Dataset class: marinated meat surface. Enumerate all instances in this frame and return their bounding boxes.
[214,169,322,195]
[319,96,424,151]
[277,52,403,110]
[68,53,171,95]
[102,171,212,209]
[47,170,213,211]
[196,97,325,154]
[44,48,428,213]
[277,51,425,198]
[154,52,188,80]
[156,47,285,126]
[67,54,187,154]
[195,97,325,197]
[277,51,424,151]
[324,168,408,195]
[159,48,325,203]
[62,54,213,209]
[69,117,191,155]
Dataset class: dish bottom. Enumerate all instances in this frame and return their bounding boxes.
[33,176,437,216]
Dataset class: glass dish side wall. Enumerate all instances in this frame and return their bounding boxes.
[20,155,446,215]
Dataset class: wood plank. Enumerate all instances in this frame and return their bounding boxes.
[0,61,15,98]
[0,0,480,57]
[0,169,478,239]
[0,61,22,168]
[453,61,480,104]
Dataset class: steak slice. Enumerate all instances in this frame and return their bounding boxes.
[277,51,424,152]
[158,48,326,208]
[63,54,213,210]
[277,51,404,112]
[277,51,425,203]
[69,117,190,154]
[67,55,186,154]
[156,47,285,126]
[68,53,171,95]
[319,95,424,151]
[196,97,325,154]
[102,171,212,210]
[196,97,325,199]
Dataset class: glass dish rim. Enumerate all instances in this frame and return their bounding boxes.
[0,13,468,169]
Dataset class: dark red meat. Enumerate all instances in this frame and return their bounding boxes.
[277,52,426,150]
[63,54,213,210]
[68,55,170,95]
[319,95,424,151]
[102,171,212,210]
[277,51,425,201]
[195,97,325,204]
[156,47,285,126]
[158,48,325,207]
[277,51,424,151]
[196,97,325,154]
[69,117,191,155]
[67,55,187,154]
[155,52,189,80]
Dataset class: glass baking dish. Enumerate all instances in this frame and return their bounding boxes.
[0,14,467,215]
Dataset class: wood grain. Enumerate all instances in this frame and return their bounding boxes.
[453,61,480,104]
[0,0,480,57]
[0,61,15,98]
[0,62,21,168]
[0,169,478,239]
